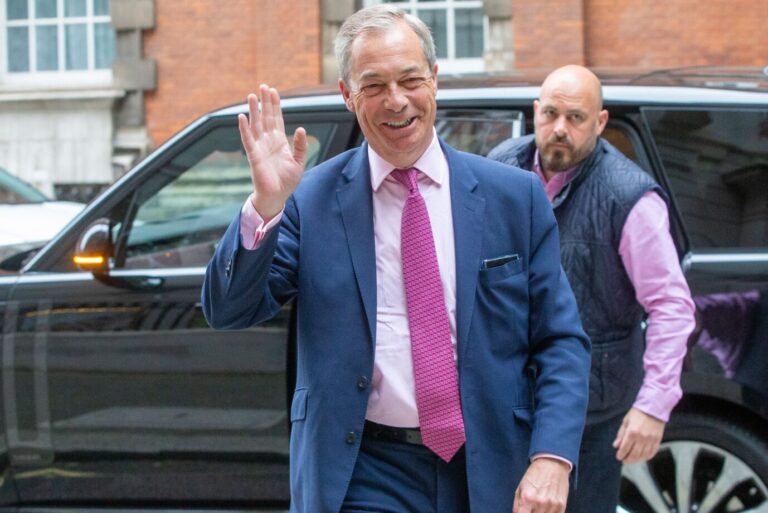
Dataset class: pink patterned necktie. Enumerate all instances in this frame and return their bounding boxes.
[391,167,466,462]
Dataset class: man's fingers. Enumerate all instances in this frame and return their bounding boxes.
[274,88,286,134]
[293,127,308,167]
[260,85,278,132]
[247,93,262,138]
[238,113,252,152]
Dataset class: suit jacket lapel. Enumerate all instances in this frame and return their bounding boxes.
[443,142,485,360]
[337,145,377,346]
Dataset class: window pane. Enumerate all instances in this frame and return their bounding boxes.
[121,121,335,269]
[7,27,30,71]
[7,0,29,20]
[94,22,115,69]
[36,25,58,71]
[456,8,483,58]
[65,23,88,69]
[94,0,109,15]
[65,0,86,17]
[644,109,768,249]
[35,0,57,18]
[418,9,447,59]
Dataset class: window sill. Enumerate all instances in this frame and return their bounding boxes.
[0,88,125,103]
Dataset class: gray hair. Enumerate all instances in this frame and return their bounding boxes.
[334,4,436,86]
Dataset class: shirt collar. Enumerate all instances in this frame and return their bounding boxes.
[369,129,443,191]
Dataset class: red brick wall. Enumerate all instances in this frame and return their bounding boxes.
[514,0,767,70]
[584,0,768,68]
[513,0,586,69]
[144,0,321,147]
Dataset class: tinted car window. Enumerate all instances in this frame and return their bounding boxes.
[436,109,523,155]
[643,108,768,250]
[107,121,335,270]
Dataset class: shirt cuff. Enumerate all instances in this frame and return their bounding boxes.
[239,193,284,250]
[633,384,681,423]
[531,453,573,472]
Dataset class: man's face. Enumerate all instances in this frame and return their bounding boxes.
[339,22,438,168]
[533,77,608,174]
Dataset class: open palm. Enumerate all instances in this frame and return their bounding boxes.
[238,84,308,219]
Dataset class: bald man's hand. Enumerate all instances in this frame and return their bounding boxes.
[613,407,665,464]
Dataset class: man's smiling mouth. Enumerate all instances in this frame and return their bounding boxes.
[384,118,415,128]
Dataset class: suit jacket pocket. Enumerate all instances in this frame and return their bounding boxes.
[512,406,533,430]
[291,387,308,422]
[479,254,524,282]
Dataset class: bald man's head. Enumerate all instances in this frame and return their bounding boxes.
[533,65,608,177]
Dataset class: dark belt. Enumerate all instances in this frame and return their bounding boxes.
[363,420,423,446]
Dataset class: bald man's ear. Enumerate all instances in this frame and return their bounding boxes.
[596,108,609,135]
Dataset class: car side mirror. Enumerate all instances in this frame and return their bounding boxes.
[74,218,113,274]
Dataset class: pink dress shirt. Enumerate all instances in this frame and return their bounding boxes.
[533,150,695,422]
[239,132,456,428]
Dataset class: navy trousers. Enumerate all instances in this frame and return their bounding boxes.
[341,434,469,513]
[566,414,624,513]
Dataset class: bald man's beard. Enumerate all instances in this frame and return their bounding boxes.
[538,134,596,173]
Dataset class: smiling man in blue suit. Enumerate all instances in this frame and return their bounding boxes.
[202,5,590,513]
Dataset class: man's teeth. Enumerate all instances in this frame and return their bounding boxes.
[386,118,413,128]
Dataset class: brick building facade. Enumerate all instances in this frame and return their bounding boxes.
[144,0,767,147]
[1,0,765,198]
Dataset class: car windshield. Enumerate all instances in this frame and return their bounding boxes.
[0,168,49,204]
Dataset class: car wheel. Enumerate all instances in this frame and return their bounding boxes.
[618,411,768,513]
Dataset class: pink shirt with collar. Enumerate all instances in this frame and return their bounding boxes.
[241,132,456,428]
[533,150,695,422]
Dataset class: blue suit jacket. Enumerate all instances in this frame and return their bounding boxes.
[202,140,590,513]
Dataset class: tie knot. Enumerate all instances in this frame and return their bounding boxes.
[391,167,419,194]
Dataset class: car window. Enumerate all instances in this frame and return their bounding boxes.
[113,121,336,269]
[0,168,49,204]
[643,108,768,250]
[436,109,524,156]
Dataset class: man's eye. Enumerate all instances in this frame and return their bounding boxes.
[403,77,426,88]
[361,84,384,96]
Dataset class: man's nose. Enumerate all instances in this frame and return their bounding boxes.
[553,116,568,136]
[383,84,408,111]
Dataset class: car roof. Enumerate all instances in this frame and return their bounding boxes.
[211,65,768,118]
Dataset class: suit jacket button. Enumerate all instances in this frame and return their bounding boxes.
[345,432,357,444]
[357,376,369,390]
[225,258,232,277]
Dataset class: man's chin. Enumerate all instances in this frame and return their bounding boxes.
[542,156,573,173]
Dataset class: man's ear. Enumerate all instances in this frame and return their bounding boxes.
[339,79,355,112]
[596,109,609,135]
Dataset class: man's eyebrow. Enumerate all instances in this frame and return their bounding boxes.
[359,71,383,81]
[359,66,425,81]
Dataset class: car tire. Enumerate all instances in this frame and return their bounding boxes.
[619,410,768,513]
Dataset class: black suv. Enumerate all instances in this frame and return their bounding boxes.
[0,67,766,512]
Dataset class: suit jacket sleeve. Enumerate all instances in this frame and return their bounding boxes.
[201,196,300,329]
[526,175,591,467]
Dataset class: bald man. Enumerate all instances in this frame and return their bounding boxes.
[488,65,695,512]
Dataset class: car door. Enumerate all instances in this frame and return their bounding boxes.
[2,110,355,507]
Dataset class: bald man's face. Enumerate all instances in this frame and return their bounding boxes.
[533,71,608,175]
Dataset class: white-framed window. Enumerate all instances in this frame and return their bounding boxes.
[366,0,487,74]
[2,0,115,86]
